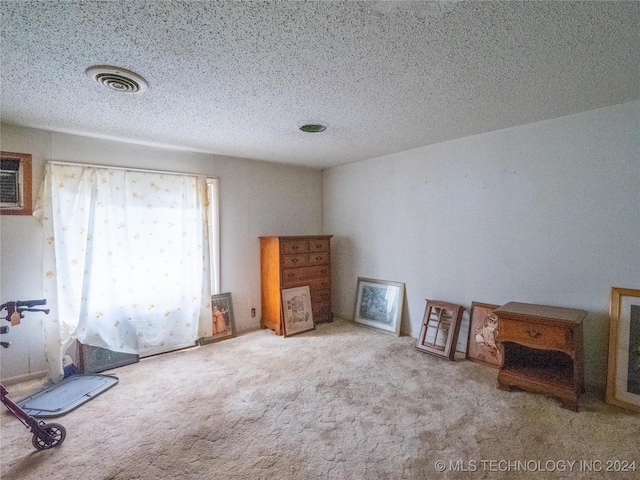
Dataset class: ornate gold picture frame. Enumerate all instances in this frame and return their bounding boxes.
[606,287,640,413]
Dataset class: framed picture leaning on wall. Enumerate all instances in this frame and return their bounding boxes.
[354,277,404,336]
[606,287,640,413]
[199,292,236,344]
[281,286,314,337]
[416,299,464,360]
[466,302,502,367]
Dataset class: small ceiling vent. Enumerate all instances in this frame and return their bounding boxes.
[85,65,148,94]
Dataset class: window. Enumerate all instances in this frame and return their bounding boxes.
[37,162,216,379]
[0,151,32,215]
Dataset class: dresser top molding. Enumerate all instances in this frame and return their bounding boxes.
[495,302,587,327]
[259,235,333,239]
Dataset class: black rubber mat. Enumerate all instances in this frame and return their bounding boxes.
[17,374,118,418]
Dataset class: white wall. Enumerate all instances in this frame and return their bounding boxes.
[324,100,640,389]
[3,102,638,387]
[0,124,324,380]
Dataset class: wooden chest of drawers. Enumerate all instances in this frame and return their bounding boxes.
[494,302,586,411]
[260,235,332,335]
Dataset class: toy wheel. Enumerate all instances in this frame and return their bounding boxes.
[32,423,66,450]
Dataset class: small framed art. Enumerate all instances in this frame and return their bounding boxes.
[354,277,404,335]
[200,292,236,344]
[606,287,640,413]
[282,286,315,337]
[466,302,502,367]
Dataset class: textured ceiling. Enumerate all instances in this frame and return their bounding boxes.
[1,1,639,169]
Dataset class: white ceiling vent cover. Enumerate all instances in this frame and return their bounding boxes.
[85,65,148,94]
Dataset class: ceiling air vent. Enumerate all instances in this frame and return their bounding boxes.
[85,65,148,94]
[299,124,326,133]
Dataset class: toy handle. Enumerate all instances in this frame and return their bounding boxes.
[16,299,47,308]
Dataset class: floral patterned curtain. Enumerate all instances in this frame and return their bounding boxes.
[34,162,212,381]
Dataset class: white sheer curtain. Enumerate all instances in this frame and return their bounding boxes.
[34,162,212,381]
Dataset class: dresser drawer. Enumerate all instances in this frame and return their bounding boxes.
[281,251,329,269]
[308,238,330,252]
[281,276,331,293]
[306,277,331,291]
[281,238,329,254]
[499,319,569,351]
[281,265,330,288]
[281,254,310,268]
[308,251,329,265]
[312,303,332,323]
[311,288,331,307]
[281,240,309,254]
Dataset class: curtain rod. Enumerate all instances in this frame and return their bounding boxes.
[48,160,218,179]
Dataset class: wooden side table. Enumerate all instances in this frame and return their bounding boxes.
[494,302,586,411]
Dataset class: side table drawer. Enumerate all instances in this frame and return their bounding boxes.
[499,319,569,351]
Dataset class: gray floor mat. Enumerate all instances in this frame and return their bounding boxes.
[17,374,118,418]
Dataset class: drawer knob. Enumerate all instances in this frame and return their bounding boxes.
[291,258,299,263]
[526,329,542,338]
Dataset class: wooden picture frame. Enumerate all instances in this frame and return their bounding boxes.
[416,300,464,360]
[1,151,32,215]
[281,286,314,337]
[466,302,502,367]
[354,277,404,335]
[606,287,640,413]
[199,292,236,344]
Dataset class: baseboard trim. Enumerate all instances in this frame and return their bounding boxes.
[1,370,48,386]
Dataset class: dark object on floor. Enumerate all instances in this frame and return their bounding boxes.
[63,363,79,378]
[77,343,139,374]
[17,374,118,418]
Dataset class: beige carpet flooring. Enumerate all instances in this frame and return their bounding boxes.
[1,318,639,480]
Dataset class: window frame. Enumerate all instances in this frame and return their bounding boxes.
[207,178,220,295]
[1,151,32,215]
